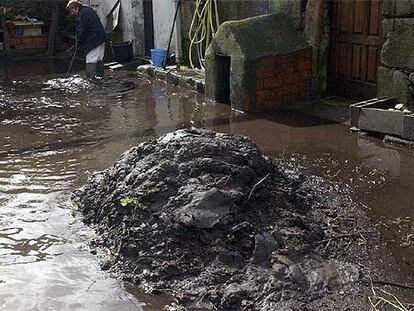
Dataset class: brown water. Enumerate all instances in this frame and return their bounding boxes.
[0,68,413,310]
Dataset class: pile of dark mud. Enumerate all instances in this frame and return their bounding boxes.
[73,129,376,310]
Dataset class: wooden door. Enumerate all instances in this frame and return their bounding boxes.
[329,0,382,99]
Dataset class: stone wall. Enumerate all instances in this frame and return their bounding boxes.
[379,2,414,107]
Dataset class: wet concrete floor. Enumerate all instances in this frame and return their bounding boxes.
[0,62,413,310]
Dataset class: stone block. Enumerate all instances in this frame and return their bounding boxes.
[382,18,414,70]
[382,0,414,17]
[378,67,412,105]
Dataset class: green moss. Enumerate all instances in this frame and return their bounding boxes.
[209,14,308,60]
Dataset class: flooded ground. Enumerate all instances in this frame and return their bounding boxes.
[0,61,413,310]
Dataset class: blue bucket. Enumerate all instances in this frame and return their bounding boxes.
[151,48,168,67]
[15,28,24,37]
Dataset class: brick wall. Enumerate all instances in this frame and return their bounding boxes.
[256,48,312,110]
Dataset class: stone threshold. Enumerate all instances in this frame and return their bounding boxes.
[137,65,205,93]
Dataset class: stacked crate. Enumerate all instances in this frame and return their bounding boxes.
[7,21,48,50]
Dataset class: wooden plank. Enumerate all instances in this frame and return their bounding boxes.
[1,13,12,83]
[367,46,379,82]
[369,0,381,35]
[338,42,348,76]
[360,43,367,82]
[340,0,349,33]
[352,44,361,79]
[336,33,379,46]
[354,0,365,34]
[47,1,59,56]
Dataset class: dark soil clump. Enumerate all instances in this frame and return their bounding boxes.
[73,129,376,310]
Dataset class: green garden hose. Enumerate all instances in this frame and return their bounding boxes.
[188,0,220,70]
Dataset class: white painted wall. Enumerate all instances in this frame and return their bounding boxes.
[130,0,145,55]
[120,0,134,41]
[152,0,175,49]
[85,0,146,55]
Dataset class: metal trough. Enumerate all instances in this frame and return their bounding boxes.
[350,97,414,140]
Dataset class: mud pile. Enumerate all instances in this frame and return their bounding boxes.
[73,129,366,310]
[44,75,135,94]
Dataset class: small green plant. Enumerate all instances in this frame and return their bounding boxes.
[119,197,140,207]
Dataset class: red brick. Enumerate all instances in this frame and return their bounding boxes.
[257,69,277,79]
[295,58,312,72]
[275,53,294,65]
[257,98,280,111]
[256,80,266,91]
[263,76,282,88]
[283,73,311,84]
[257,56,277,73]
[257,89,274,101]
[276,62,296,74]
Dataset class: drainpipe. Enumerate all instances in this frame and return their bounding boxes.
[173,0,182,71]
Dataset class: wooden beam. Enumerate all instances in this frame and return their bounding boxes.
[1,12,12,83]
[47,1,59,57]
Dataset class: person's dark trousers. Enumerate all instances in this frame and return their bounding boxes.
[86,61,104,77]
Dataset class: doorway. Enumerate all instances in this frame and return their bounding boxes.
[215,55,231,104]
[328,0,382,99]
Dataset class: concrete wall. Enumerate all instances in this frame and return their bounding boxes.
[120,0,145,55]
[152,0,175,49]
[90,0,145,55]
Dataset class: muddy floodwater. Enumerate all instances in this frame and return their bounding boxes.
[0,64,413,310]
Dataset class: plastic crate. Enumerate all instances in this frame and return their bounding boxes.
[11,35,48,50]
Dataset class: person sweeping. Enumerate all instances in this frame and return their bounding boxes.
[66,0,106,77]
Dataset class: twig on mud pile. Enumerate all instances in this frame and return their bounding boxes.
[367,276,414,311]
[368,287,413,311]
[364,280,414,291]
[85,280,97,293]
[336,239,354,258]
[223,174,232,186]
[327,169,341,180]
[246,174,270,202]
[315,230,375,245]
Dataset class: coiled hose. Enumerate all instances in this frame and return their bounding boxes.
[188,0,220,70]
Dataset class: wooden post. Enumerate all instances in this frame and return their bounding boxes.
[1,8,12,83]
[47,0,60,57]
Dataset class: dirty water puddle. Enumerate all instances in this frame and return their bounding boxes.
[0,72,413,310]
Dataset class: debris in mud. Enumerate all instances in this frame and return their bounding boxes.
[73,129,378,310]
[44,75,135,94]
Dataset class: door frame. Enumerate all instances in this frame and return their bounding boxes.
[327,0,383,100]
